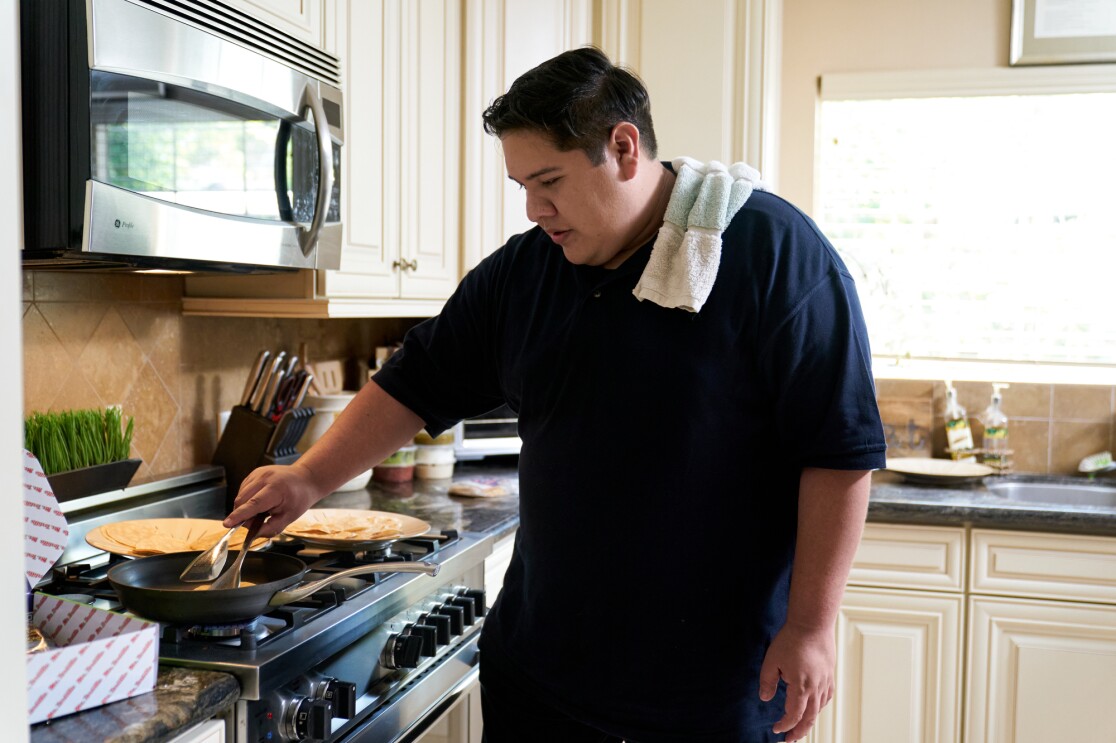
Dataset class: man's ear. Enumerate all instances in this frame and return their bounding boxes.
[609,122,642,179]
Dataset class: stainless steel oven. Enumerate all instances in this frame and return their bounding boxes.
[20,0,343,273]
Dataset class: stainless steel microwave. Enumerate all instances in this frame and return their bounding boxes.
[20,0,343,273]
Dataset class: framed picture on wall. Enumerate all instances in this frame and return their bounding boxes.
[1011,0,1116,65]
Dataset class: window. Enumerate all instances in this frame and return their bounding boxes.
[816,67,1116,382]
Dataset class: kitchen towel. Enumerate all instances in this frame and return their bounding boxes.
[633,157,767,313]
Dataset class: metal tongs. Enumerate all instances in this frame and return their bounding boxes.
[177,515,264,586]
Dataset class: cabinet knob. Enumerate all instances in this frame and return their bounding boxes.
[391,259,419,271]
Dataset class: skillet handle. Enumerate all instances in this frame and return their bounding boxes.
[268,560,440,606]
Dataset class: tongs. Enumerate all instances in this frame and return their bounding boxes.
[177,515,264,585]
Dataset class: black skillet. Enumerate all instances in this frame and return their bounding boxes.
[107,550,439,625]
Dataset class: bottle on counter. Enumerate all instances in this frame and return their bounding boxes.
[979,383,1011,470]
[943,381,976,462]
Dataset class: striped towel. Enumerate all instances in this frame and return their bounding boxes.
[633,157,767,312]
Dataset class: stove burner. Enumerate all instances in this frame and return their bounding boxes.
[188,619,261,640]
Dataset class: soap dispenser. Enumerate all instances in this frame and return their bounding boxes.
[944,381,976,461]
[980,383,1011,470]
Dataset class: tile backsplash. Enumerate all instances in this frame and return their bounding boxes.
[22,273,1116,481]
[22,272,419,483]
[876,379,1116,474]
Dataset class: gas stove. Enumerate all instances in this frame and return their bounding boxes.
[42,467,496,743]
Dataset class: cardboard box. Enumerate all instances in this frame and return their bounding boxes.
[27,594,159,723]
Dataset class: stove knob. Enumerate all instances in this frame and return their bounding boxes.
[292,698,332,741]
[449,596,476,625]
[460,588,488,617]
[409,623,438,656]
[385,631,424,669]
[437,604,465,635]
[421,612,452,644]
[321,679,356,719]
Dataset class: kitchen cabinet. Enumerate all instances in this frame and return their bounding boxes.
[221,0,324,47]
[460,0,592,271]
[811,524,965,743]
[484,530,516,608]
[965,529,1116,743]
[812,523,1116,743]
[184,0,462,319]
[415,679,483,743]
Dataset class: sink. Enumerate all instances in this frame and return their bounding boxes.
[985,481,1116,508]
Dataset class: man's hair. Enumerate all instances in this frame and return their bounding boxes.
[481,46,657,165]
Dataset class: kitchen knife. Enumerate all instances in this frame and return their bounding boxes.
[292,371,314,409]
[258,367,286,417]
[239,350,270,407]
[250,352,285,413]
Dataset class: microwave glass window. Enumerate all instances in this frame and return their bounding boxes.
[89,71,340,224]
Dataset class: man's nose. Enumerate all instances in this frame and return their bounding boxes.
[525,192,556,223]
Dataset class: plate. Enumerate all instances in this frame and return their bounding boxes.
[87,518,270,558]
[282,509,431,550]
[885,457,993,484]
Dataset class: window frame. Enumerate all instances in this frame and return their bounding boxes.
[817,65,1116,385]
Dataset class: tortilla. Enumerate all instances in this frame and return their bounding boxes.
[88,518,267,557]
[284,511,406,542]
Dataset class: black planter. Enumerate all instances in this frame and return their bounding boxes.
[46,459,142,503]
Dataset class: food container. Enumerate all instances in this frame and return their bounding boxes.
[373,445,417,482]
[414,442,455,480]
[299,393,372,491]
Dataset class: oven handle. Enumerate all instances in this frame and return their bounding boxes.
[297,81,334,257]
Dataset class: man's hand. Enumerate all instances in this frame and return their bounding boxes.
[758,621,835,742]
[223,463,324,538]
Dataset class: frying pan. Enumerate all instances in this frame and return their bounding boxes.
[107,550,440,625]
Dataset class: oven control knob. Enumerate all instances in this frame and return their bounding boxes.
[385,631,424,669]
[292,698,332,741]
[449,597,476,625]
[321,679,356,719]
[421,612,452,644]
[460,588,488,617]
[437,604,465,635]
[409,623,438,656]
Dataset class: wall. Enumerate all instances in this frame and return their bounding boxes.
[22,272,418,483]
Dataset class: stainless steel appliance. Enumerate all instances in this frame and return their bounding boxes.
[453,404,521,461]
[20,0,344,273]
[40,468,494,743]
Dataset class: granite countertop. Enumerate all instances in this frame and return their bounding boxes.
[869,470,1116,536]
[30,667,238,743]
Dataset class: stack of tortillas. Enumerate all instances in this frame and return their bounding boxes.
[87,518,267,557]
[283,509,429,545]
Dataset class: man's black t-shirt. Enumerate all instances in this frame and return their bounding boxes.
[374,188,886,741]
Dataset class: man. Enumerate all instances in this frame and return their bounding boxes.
[226,46,885,743]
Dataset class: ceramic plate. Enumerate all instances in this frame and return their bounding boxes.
[87,518,269,557]
[885,457,993,484]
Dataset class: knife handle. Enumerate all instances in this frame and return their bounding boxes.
[240,350,270,407]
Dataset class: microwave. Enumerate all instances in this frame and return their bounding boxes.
[454,403,522,461]
[20,0,343,273]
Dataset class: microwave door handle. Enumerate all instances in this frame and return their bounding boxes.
[273,120,294,222]
[297,82,334,257]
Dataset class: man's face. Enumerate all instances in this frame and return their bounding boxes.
[501,129,632,268]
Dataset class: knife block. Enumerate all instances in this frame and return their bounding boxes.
[213,405,301,511]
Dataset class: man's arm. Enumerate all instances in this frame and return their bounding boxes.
[758,467,872,742]
[224,380,426,537]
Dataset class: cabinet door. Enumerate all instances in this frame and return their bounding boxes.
[812,587,964,743]
[323,0,461,302]
[222,0,324,47]
[966,596,1116,743]
[166,719,225,743]
[461,0,592,272]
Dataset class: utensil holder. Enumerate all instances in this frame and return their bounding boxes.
[213,405,315,511]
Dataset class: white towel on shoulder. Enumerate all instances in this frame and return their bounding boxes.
[633,157,767,313]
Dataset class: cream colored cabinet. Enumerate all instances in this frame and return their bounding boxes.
[460,0,592,271]
[812,524,966,743]
[166,719,225,743]
[484,530,516,608]
[185,0,462,319]
[221,0,324,47]
[965,529,1116,743]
